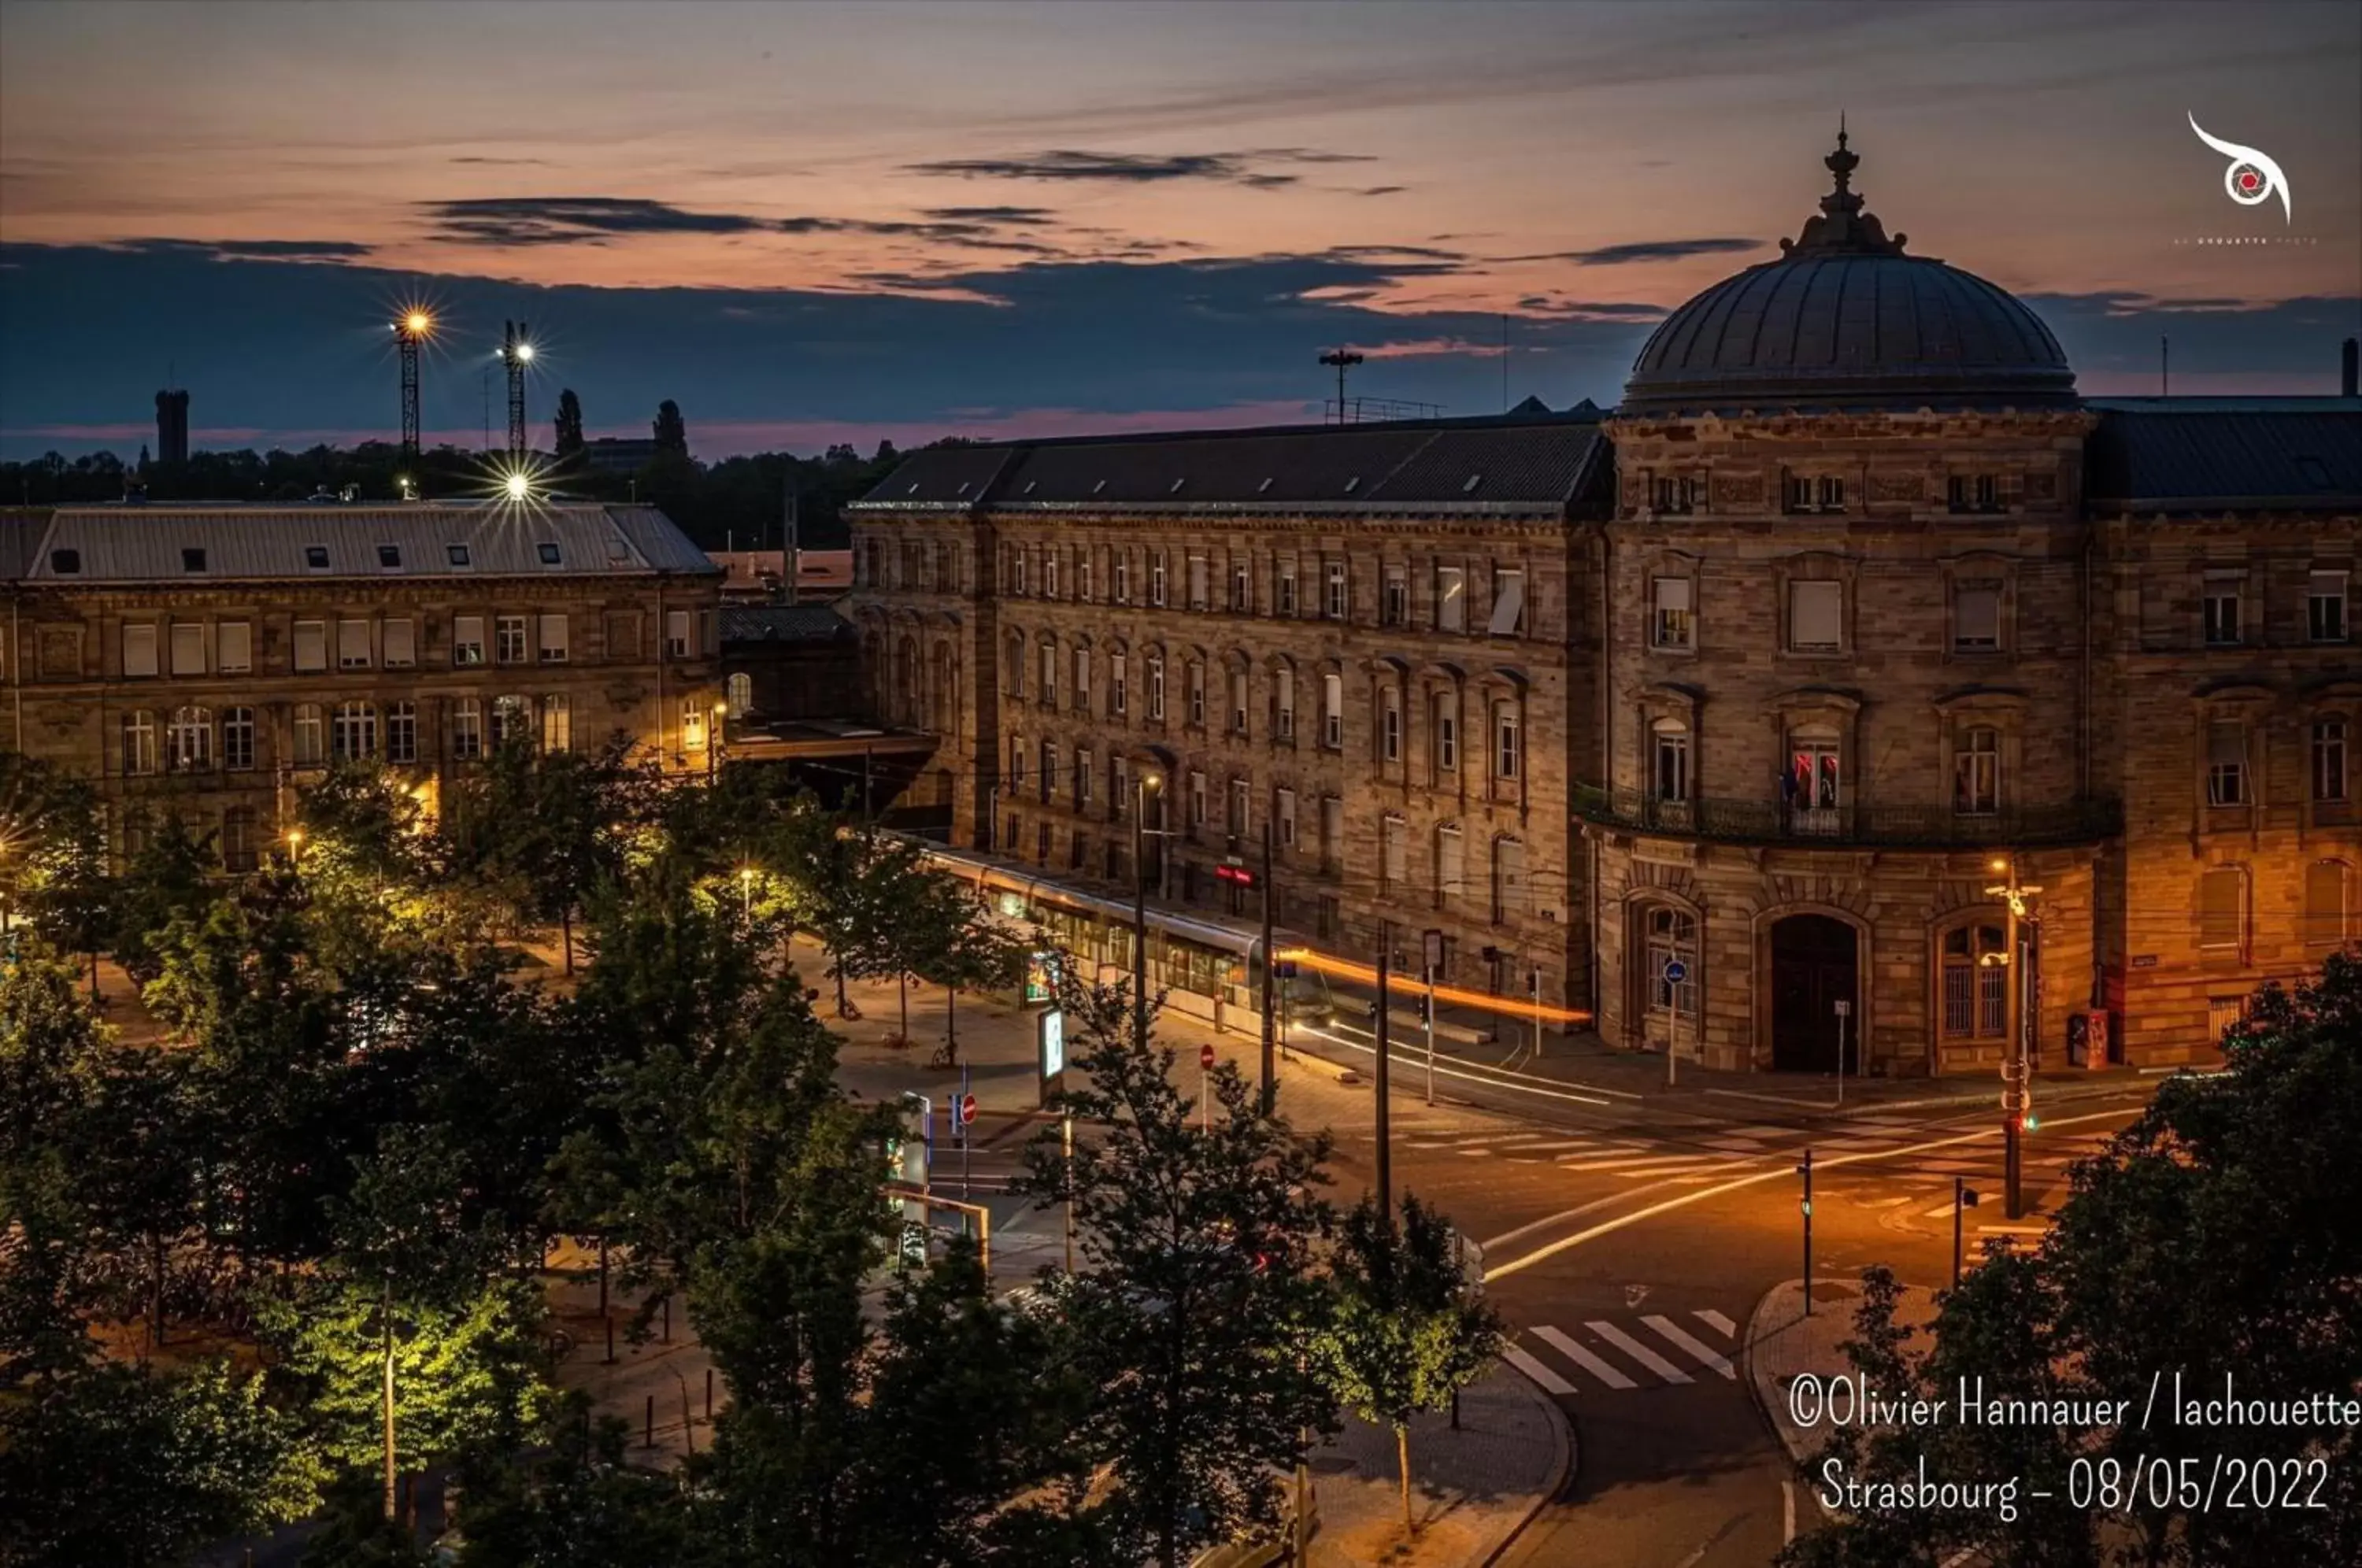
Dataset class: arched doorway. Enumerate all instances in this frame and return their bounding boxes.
[1770,914,1857,1072]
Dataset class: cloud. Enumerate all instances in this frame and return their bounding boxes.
[449,156,554,167]
[424,196,775,245]
[917,205,1060,224]
[1349,185,1409,198]
[107,237,376,262]
[901,147,1371,189]
[1498,238,1767,266]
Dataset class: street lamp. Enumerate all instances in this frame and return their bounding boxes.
[1131,768,1168,1052]
[739,864,754,920]
[284,827,305,868]
[1983,855,2043,1220]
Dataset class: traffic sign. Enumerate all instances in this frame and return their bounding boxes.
[1200,1042,1216,1070]
[1661,957,1687,985]
[957,1092,978,1127]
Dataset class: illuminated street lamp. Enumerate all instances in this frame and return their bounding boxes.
[284,827,305,868]
[739,864,755,920]
[1983,855,2043,1219]
[1131,767,1168,1052]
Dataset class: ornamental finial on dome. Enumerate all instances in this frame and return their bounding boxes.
[1779,118,1908,258]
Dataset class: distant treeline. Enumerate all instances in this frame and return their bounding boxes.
[0,436,969,552]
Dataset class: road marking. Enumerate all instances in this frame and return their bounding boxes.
[1533,1326,1637,1389]
[1619,1162,1724,1179]
[1555,1151,1718,1172]
[1587,1321,1692,1384]
[1500,1343,1577,1396]
[1297,1024,1625,1106]
[1704,1137,1768,1152]
[1457,1147,1493,1156]
[1485,1107,2137,1282]
[1979,1222,2049,1235]
[1694,1308,1738,1338]
[1642,1314,1736,1379]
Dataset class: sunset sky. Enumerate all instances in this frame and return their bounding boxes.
[2,0,2356,460]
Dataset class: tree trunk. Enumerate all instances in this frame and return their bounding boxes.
[561,908,575,975]
[946,986,959,1066]
[835,962,851,1018]
[1398,1423,1414,1537]
[898,970,909,1041]
[382,1280,398,1522]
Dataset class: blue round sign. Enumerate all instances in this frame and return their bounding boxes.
[1661,958,1688,984]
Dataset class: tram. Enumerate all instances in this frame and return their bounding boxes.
[916,844,1335,1036]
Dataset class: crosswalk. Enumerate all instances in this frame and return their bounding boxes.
[1401,1127,1769,1183]
[1504,1308,1742,1396]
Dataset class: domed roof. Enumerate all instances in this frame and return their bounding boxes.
[1620,127,2077,415]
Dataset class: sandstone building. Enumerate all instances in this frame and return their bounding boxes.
[2,501,724,865]
[846,131,2358,1074]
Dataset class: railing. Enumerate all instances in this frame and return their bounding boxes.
[1572,785,2123,849]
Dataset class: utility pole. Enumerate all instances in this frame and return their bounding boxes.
[1259,818,1276,1118]
[1374,935,1392,1226]
[1798,1148,1815,1316]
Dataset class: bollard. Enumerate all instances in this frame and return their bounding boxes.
[644,1393,655,1450]
[605,1315,615,1365]
[661,1294,671,1344]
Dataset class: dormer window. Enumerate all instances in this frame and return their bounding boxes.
[1344,476,1361,494]
[182,547,207,573]
[49,548,80,575]
[446,543,472,568]
[1462,474,1483,494]
[304,545,331,571]
[2296,456,2333,489]
[377,544,402,570]
[537,542,563,567]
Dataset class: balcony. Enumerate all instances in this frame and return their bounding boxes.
[1572,785,2122,849]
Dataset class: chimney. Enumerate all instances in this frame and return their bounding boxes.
[2343,337,2359,399]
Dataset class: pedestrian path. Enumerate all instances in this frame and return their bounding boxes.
[1502,1307,1745,1396]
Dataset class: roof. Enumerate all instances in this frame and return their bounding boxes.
[720,604,853,644]
[852,411,1610,515]
[2085,406,2362,512]
[1621,131,2077,415]
[4,501,717,584]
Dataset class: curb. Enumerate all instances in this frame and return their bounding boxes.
[1740,1278,1814,1469]
[1480,1356,1578,1566]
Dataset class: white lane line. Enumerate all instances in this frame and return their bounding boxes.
[1920,1202,1958,1219]
[1296,1024,1623,1106]
[1555,1152,1719,1172]
[1501,1343,1577,1396]
[1694,1308,1738,1338]
[1484,1107,2138,1282]
[1457,1148,1493,1157]
[1587,1321,1693,1384]
[1642,1314,1736,1379]
[1979,1222,2049,1235]
[1533,1326,1637,1389]
[1498,1140,1609,1153]
[1622,1163,1726,1180]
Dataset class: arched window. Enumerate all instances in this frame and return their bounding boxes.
[727,671,753,718]
[1939,923,2007,1039]
[1643,905,1697,1015]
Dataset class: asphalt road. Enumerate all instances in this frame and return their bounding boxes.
[1309,1074,2154,1567]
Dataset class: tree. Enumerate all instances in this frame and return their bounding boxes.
[1782,953,2362,1567]
[653,399,688,458]
[109,811,219,987]
[553,389,586,460]
[0,754,113,990]
[1020,975,1338,1564]
[909,879,1029,1068]
[1311,1193,1502,1538]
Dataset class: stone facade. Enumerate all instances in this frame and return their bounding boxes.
[3,505,724,867]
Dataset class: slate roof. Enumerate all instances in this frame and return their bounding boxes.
[720,604,854,645]
[2,502,717,583]
[853,412,1609,515]
[2084,405,2362,512]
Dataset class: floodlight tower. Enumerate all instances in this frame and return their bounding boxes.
[500,320,533,464]
[394,310,432,472]
[1320,347,1364,424]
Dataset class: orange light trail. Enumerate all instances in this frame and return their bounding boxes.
[1275,946,1593,1027]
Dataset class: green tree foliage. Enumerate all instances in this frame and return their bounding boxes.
[0,753,113,980]
[910,881,1031,1067]
[1311,1193,1504,1537]
[0,1359,321,1568]
[552,389,585,460]
[450,1400,707,1566]
[1783,953,2362,1568]
[0,941,113,1383]
[1020,974,1338,1565]
[652,399,689,457]
[109,810,218,986]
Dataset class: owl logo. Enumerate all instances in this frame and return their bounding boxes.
[2188,113,2292,224]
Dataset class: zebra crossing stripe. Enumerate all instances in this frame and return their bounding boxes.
[1587,1321,1693,1384]
[1642,1315,1736,1379]
[1501,1343,1577,1396]
[1694,1309,1738,1338]
[1920,1202,1957,1219]
[1619,1162,1725,1179]
[1556,1152,1712,1172]
[1533,1326,1637,1389]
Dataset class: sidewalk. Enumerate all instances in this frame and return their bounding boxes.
[1743,1276,1941,1471]
[1304,1363,1571,1568]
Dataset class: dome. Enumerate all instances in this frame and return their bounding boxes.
[1620,128,2077,415]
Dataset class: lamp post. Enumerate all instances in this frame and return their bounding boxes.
[284,827,305,869]
[1984,856,2043,1220]
[739,864,754,921]
[1131,770,1165,1052]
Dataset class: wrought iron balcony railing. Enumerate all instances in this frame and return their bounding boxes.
[1572,785,2123,849]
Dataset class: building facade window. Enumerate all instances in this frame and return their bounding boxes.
[1276,787,1297,848]
[221,807,258,874]
[1233,560,1253,613]
[727,671,753,717]
[383,619,416,668]
[1646,906,1698,1013]
[1954,725,2001,815]
[223,707,256,771]
[339,619,372,669]
[1786,726,1842,831]
[454,616,486,667]
[1381,686,1401,764]
[1320,796,1342,871]
[331,701,378,762]
[1947,474,2002,513]
[1435,564,1465,632]
[1433,693,1458,775]
[170,623,205,676]
[2304,861,2350,948]
[450,699,483,761]
[1493,703,1520,782]
[542,695,571,753]
[2206,721,2249,807]
[1651,576,1693,650]
[1787,580,1843,653]
[1230,778,1250,837]
[1324,560,1346,620]
[217,622,252,674]
[1114,551,1130,603]
[1940,924,2008,1038]
[1278,558,1298,616]
[1075,648,1092,710]
[1148,656,1165,720]
[2202,578,2242,645]
[2311,718,2349,804]
[1188,771,1207,830]
[2309,571,2349,642]
[1044,551,1058,600]
[1435,823,1464,905]
[1381,815,1406,891]
[168,706,211,771]
[1952,582,2001,652]
[292,620,326,673]
[1488,567,1526,636]
[1005,633,1025,697]
[123,623,159,678]
[1040,642,1057,707]
[1076,749,1094,809]
[2199,866,2246,953]
[1150,551,1167,607]
[495,616,528,664]
[678,700,706,752]
[1275,667,1295,740]
[1492,837,1527,922]
[665,609,691,659]
[1322,672,1344,749]
[1187,662,1205,727]
[1383,565,1408,627]
[1187,555,1208,610]
[1041,741,1057,802]
[1229,668,1249,735]
[539,613,568,662]
[1651,719,1690,804]
[294,703,325,765]
[1111,653,1127,716]
[387,701,416,764]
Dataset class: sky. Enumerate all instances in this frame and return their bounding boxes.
[2,0,2357,460]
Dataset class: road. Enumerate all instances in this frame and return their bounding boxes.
[1295,1060,2153,1567]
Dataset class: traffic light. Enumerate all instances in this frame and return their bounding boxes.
[1416,995,1432,1024]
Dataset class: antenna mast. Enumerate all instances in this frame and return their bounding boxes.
[502,320,531,462]
[1320,348,1365,424]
